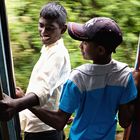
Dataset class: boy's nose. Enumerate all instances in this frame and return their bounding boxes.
[41,27,46,34]
[79,42,83,49]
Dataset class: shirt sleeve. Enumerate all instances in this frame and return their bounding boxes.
[120,73,137,104]
[19,110,27,131]
[26,53,66,106]
[59,80,81,114]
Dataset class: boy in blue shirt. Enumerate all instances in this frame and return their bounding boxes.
[0,17,137,140]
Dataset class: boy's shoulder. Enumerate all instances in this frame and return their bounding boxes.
[71,60,130,74]
[70,64,92,76]
[69,60,131,81]
[112,59,131,73]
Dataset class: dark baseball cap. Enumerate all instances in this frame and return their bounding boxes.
[68,17,123,53]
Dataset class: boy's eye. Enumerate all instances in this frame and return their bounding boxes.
[39,23,44,28]
[45,27,56,31]
[39,23,57,31]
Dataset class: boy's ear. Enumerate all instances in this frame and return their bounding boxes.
[61,24,67,34]
[98,46,105,55]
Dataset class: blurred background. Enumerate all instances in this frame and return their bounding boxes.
[5,0,140,90]
[5,0,140,139]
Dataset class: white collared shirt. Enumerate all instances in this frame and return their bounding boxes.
[20,38,71,132]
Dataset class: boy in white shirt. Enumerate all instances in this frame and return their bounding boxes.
[1,2,71,140]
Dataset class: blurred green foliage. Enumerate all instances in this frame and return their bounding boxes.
[5,0,140,91]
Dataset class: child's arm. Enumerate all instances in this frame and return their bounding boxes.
[30,107,71,131]
[0,92,39,121]
[118,99,136,128]
[119,70,140,129]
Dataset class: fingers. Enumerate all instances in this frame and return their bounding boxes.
[131,70,140,83]
[16,87,22,91]
[0,101,8,111]
[16,87,24,98]
[0,94,14,121]
[67,116,74,125]
[2,93,11,100]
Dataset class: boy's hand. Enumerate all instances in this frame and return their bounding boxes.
[67,116,74,125]
[132,70,140,95]
[0,93,16,121]
[16,87,24,98]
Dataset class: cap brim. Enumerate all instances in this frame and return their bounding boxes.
[68,22,89,41]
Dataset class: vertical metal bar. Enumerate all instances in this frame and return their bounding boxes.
[0,78,9,140]
[134,34,140,70]
[0,0,21,140]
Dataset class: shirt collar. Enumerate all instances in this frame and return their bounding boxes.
[75,59,128,75]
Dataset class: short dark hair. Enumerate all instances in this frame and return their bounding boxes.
[40,2,67,27]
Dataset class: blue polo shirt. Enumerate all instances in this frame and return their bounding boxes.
[59,59,137,140]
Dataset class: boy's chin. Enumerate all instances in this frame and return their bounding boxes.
[42,41,51,46]
[42,40,55,46]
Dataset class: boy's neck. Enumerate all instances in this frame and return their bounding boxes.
[45,38,61,47]
[94,55,112,65]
